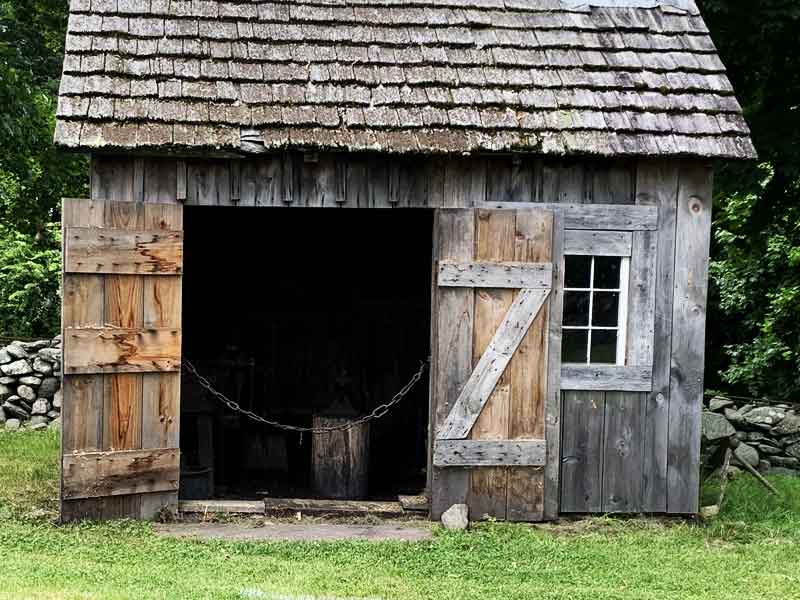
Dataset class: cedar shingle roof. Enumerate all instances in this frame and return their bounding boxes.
[53,0,756,158]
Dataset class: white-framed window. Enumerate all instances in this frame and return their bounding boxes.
[561,255,629,365]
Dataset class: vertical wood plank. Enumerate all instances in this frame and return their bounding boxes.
[468,209,516,520]
[560,391,604,513]
[230,160,241,203]
[627,229,657,366]
[590,162,635,205]
[370,157,391,208]
[636,160,680,513]
[557,163,585,204]
[281,153,297,206]
[444,158,486,208]
[176,160,187,203]
[602,391,644,513]
[346,159,370,208]
[543,206,565,520]
[506,209,552,521]
[667,162,713,514]
[430,209,475,520]
[144,159,177,204]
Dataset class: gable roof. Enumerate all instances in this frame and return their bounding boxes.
[53,0,756,158]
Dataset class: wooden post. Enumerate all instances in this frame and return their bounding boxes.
[311,418,370,500]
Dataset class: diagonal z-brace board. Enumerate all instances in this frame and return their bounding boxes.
[437,287,551,440]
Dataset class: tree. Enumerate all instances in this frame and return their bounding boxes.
[0,0,86,337]
[700,1,800,400]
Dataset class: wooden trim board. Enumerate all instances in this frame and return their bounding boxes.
[62,448,179,499]
[560,365,653,392]
[478,203,658,231]
[63,327,181,374]
[564,230,633,257]
[434,440,546,467]
[65,227,183,275]
[438,261,552,289]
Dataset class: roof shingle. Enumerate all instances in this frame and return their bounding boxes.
[54,0,755,158]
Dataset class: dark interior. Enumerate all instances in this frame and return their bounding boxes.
[179,207,433,501]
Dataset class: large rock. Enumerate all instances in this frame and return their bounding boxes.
[708,396,735,412]
[29,415,49,429]
[733,442,759,467]
[0,349,11,365]
[724,408,745,426]
[769,456,800,469]
[31,399,49,415]
[46,409,59,419]
[0,406,5,423]
[0,383,11,401]
[743,406,786,429]
[5,418,21,431]
[702,411,735,441]
[17,385,36,402]
[1,359,32,376]
[0,376,15,385]
[441,504,469,531]
[772,413,800,436]
[38,377,59,398]
[37,348,61,363]
[19,375,41,386]
[52,389,63,409]
[757,443,783,456]
[21,340,49,352]
[785,442,800,460]
[2,400,29,420]
[780,432,800,447]
[32,357,53,375]
[6,344,29,359]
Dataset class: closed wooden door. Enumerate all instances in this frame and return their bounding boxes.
[60,198,183,521]
[430,208,563,521]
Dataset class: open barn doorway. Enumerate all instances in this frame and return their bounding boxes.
[179,207,433,506]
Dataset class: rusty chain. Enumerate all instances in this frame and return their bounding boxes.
[181,358,428,434]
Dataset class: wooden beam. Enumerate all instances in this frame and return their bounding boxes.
[560,365,652,392]
[64,327,181,374]
[667,163,713,515]
[179,500,264,515]
[62,448,179,500]
[65,227,183,275]
[437,288,550,440]
[478,203,658,231]
[263,498,404,517]
[437,261,552,289]
[434,440,546,467]
[564,230,633,257]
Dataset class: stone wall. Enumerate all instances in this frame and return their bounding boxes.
[0,338,62,431]
[702,396,800,476]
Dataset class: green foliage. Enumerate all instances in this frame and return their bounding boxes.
[0,0,86,338]
[0,223,61,337]
[699,1,800,400]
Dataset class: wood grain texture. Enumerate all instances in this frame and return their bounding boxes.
[560,365,652,392]
[438,288,550,440]
[103,373,142,450]
[560,390,605,513]
[480,203,658,231]
[430,209,474,519]
[636,160,680,512]
[543,207,565,520]
[667,162,713,515]
[602,391,644,513]
[63,328,181,374]
[507,209,552,521]
[65,227,183,275]
[564,230,633,256]
[626,229,658,367]
[434,440,546,467]
[438,261,551,289]
[62,448,179,500]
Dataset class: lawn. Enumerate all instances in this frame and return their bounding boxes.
[0,431,798,600]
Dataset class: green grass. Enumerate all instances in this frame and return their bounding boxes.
[1,430,799,600]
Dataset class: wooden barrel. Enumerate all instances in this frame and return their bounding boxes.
[311,416,369,500]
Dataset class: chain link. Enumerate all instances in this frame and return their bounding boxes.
[181,358,428,434]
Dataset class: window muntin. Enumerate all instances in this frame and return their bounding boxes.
[562,255,629,365]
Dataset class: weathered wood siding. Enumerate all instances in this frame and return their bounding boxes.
[85,153,710,517]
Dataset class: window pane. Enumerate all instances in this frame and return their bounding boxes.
[562,329,588,363]
[593,256,622,289]
[565,255,591,288]
[590,330,618,363]
[592,291,620,326]
[564,291,590,326]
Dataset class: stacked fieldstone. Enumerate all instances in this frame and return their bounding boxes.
[0,338,62,431]
[703,396,800,476]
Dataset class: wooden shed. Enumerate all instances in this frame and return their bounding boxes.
[54,0,754,522]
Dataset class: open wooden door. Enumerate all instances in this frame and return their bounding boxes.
[60,198,182,521]
[430,208,563,521]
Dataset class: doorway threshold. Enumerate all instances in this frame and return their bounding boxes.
[179,497,414,518]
